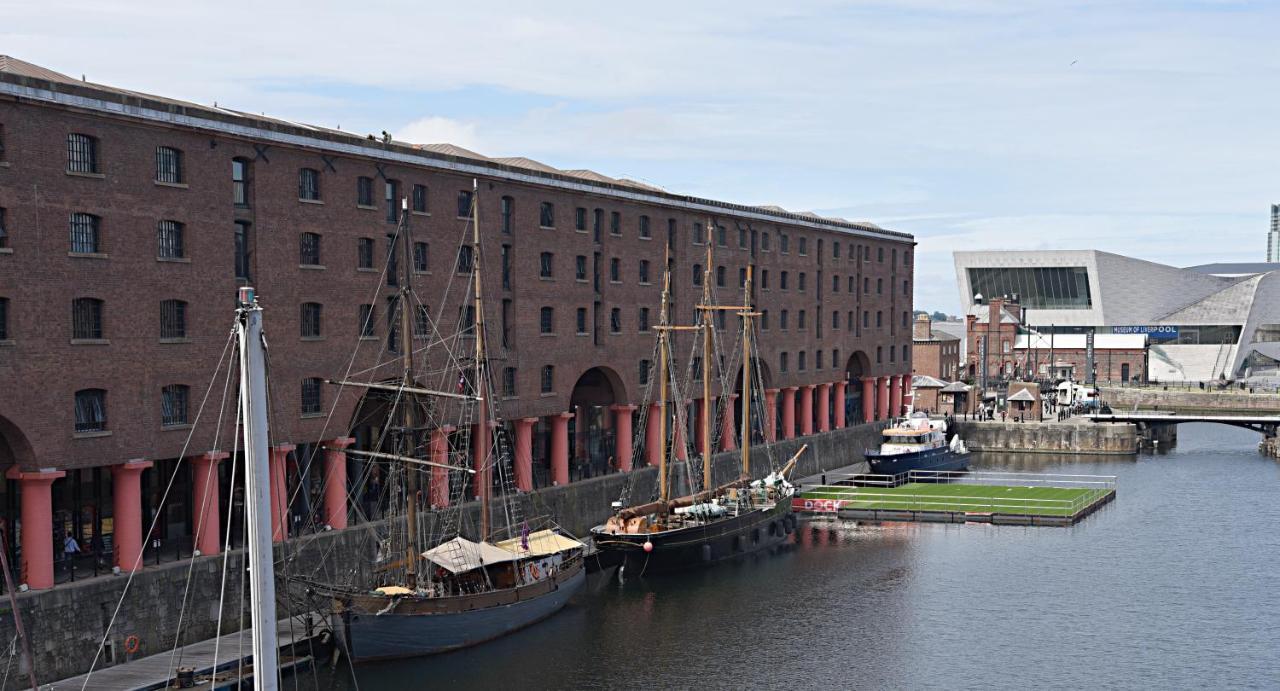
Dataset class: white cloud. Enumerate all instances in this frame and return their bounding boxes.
[4,0,1277,318]
[397,116,482,151]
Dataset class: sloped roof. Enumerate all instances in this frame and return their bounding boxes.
[615,178,665,192]
[0,55,911,241]
[1008,388,1038,402]
[562,169,620,184]
[415,143,490,160]
[940,381,970,393]
[422,537,517,574]
[911,375,948,389]
[494,529,583,558]
[1155,274,1262,325]
[967,303,1022,325]
[0,55,78,84]
[491,156,559,173]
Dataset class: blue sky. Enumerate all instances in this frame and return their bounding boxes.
[5,0,1277,312]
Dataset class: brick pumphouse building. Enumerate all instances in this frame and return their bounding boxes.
[0,56,914,590]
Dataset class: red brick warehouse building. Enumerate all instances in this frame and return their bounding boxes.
[0,56,915,589]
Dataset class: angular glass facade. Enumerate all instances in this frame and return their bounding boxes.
[967,267,1093,309]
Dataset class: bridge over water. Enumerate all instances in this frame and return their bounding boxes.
[1086,412,1280,438]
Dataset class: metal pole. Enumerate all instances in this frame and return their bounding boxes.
[0,527,38,690]
[236,287,278,691]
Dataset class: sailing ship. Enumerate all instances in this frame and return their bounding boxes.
[865,412,969,476]
[304,185,585,662]
[591,240,800,575]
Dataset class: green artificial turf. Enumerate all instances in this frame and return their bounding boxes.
[797,482,1110,517]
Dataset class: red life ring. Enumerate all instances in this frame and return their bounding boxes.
[124,635,140,654]
[529,563,541,580]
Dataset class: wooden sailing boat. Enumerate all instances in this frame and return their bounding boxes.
[591,234,801,575]
[308,184,586,662]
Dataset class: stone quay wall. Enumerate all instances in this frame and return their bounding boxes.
[8,422,882,687]
[953,421,1138,455]
[1100,386,1280,414]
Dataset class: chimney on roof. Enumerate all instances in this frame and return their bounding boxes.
[988,296,1004,329]
[913,313,932,340]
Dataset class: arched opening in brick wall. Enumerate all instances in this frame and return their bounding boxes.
[0,414,35,573]
[732,358,773,445]
[845,351,873,423]
[569,367,628,481]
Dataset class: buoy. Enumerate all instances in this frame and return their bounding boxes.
[124,634,140,655]
[642,541,654,553]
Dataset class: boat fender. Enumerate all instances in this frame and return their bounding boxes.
[124,635,140,655]
[752,528,761,544]
[732,535,743,552]
[783,514,796,533]
[701,544,712,562]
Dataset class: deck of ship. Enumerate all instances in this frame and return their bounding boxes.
[51,614,324,691]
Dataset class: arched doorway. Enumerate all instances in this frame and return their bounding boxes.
[569,367,627,480]
[845,351,872,423]
[346,381,440,519]
[732,358,773,445]
[0,415,36,573]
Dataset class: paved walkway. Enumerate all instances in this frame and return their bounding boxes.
[49,614,321,691]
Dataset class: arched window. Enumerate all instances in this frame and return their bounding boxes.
[69,213,101,254]
[301,302,322,338]
[72,297,104,340]
[161,384,189,426]
[74,389,107,432]
[67,133,98,173]
[298,167,320,200]
[156,146,183,184]
[301,377,323,414]
[160,299,187,339]
[157,220,184,259]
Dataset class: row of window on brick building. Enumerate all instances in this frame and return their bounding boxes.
[58,333,909,438]
[28,133,912,268]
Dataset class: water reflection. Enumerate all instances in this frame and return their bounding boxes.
[310,424,1280,690]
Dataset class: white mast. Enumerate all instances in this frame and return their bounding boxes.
[236,286,279,691]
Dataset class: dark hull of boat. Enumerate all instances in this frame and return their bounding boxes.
[333,559,585,662]
[590,499,795,576]
[866,446,969,476]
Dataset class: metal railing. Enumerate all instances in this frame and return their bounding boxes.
[809,470,1116,516]
[906,469,1117,491]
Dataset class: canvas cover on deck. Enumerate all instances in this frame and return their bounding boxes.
[422,536,518,574]
[495,529,584,558]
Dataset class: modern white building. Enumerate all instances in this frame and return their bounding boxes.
[954,250,1280,382]
[1270,204,1280,263]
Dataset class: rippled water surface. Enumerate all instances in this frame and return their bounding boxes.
[311,423,1280,690]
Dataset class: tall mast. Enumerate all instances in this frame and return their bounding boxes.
[658,252,671,505]
[471,179,492,540]
[701,240,713,491]
[397,198,421,589]
[236,287,278,691]
[740,265,753,477]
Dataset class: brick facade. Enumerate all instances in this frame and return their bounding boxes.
[912,313,960,381]
[0,61,914,585]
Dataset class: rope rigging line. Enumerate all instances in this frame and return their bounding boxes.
[80,329,237,690]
